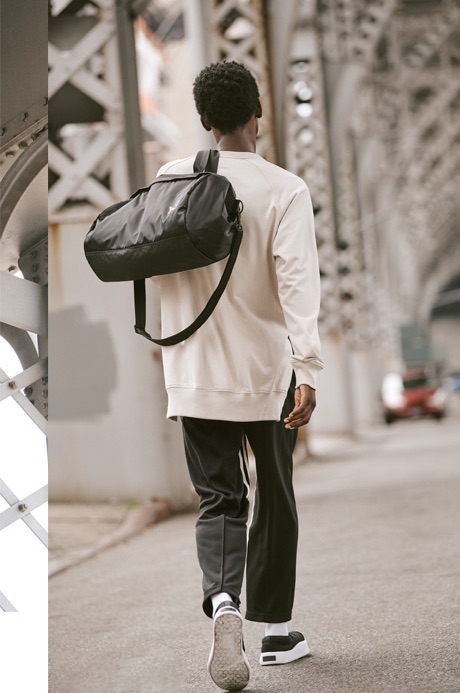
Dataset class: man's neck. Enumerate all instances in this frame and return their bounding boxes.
[211,126,256,153]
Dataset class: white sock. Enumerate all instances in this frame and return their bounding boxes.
[211,592,233,616]
[265,622,289,637]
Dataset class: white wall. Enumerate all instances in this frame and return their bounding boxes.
[48,222,193,508]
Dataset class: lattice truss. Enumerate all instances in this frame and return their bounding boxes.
[0,236,48,612]
[0,81,48,614]
[0,480,48,612]
[48,0,131,221]
[0,241,48,612]
[0,242,49,430]
[317,0,460,348]
[284,3,340,335]
[205,0,276,162]
[334,138,369,347]
[319,0,397,64]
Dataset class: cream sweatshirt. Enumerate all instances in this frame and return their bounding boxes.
[154,151,324,421]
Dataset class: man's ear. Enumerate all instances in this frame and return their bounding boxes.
[255,100,262,119]
[200,116,212,132]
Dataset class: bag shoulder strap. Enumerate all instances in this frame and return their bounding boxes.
[193,149,219,174]
[134,225,242,346]
[133,149,243,347]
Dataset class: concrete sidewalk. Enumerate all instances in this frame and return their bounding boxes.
[49,419,460,693]
[49,499,172,577]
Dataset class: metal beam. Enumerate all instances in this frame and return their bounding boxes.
[0,133,48,250]
[0,480,48,548]
[0,367,48,434]
[114,0,146,191]
[0,359,48,401]
[0,271,47,335]
[0,591,17,612]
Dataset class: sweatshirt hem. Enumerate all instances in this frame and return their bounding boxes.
[166,387,288,422]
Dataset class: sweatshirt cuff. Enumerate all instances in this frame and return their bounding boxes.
[292,362,320,390]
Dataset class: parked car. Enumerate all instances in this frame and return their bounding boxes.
[381,370,447,424]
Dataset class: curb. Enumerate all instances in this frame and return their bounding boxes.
[49,499,171,578]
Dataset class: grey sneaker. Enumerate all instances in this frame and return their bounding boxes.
[207,601,250,691]
[260,631,310,665]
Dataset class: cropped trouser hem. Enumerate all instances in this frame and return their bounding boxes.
[245,609,293,624]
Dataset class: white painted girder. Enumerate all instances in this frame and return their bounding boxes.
[0,482,48,548]
[0,591,17,612]
[0,367,48,434]
[0,359,48,402]
[0,271,47,335]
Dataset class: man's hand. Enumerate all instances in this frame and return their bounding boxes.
[284,384,316,429]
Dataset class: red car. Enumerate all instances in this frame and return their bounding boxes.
[381,370,446,424]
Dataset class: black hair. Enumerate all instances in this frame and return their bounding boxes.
[193,61,260,134]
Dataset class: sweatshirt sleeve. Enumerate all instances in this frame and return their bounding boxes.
[273,184,324,389]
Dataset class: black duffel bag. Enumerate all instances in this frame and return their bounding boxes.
[84,150,243,346]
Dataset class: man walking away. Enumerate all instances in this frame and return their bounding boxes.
[155,61,324,691]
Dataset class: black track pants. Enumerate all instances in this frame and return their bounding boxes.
[181,377,298,622]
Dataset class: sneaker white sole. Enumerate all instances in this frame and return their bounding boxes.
[260,639,310,666]
[208,611,250,691]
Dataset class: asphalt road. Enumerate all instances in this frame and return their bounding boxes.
[49,416,460,693]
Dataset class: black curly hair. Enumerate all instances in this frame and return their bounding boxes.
[193,61,260,134]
